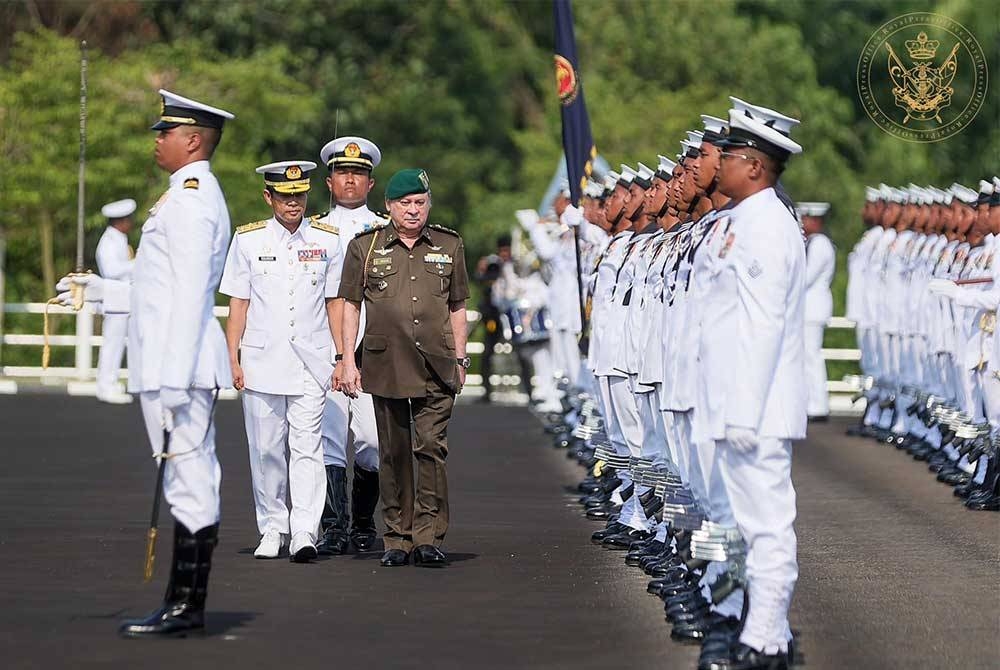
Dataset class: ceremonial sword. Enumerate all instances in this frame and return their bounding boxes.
[143,425,171,582]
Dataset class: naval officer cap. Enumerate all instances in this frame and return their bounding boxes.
[865,187,880,202]
[656,155,678,181]
[977,179,994,206]
[151,89,234,131]
[619,165,637,188]
[385,168,430,200]
[101,198,137,219]
[634,162,655,189]
[320,136,382,172]
[795,202,830,218]
[256,160,317,194]
[681,139,701,157]
[583,179,605,199]
[716,97,802,161]
[950,183,978,206]
[700,115,728,143]
[603,171,621,194]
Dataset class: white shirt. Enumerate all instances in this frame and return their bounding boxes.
[220,216,343,395]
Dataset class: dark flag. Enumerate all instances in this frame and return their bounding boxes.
[553,0,596,205]
[553,0,594,336]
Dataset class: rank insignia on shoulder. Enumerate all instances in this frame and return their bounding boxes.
[311,221,339,235]
[375,211,391,221]
[236,220,268,234]
[183,178,200,190]
[429,224,459,236]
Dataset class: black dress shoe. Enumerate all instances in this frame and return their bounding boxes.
[591,522,627,544]
[697,617,742,669]
[412,544,447,567]
[602,528,652,549]
[807,415,829,423]
[707,642,788,670]
[670,610,727,644]
[316,528,351,556]
[380,549,409,567]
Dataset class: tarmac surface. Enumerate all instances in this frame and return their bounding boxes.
[1,395,997,669]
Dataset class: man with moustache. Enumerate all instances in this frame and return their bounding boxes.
[338,169,470,568]
[315,136,385,555]
[221,161,341,563]
[58,90,235,637]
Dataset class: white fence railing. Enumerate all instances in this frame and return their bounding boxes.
[0,303,863,409]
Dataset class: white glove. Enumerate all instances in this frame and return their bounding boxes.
[725,425,759,453]
[55,273,104,306]
[927,278,957,299]
[515,209,540,231]
[561,204,583,228]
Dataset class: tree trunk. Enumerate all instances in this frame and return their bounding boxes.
[40,210,55,298]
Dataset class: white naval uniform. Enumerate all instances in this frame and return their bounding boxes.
[318,205,383,471]
[101,160,231,533]
[219,216,342,540]
[95,226,134,397]
[804,232,835,417]
[710,187,806,654]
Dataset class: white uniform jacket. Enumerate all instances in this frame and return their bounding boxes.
[220,216,343,395]
[715,187,807,440]
[96,226,134,282]
[804,233,835,324]
[103,160,231,393]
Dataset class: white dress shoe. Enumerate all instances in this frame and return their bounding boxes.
[289,533,317,563]
[253,530,283,559]
[96,390,133,404]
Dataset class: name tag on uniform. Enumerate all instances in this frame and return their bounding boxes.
[373,257,393,266]
[424,253,452,264]
[258,255,277,262]
[298,249,327,262]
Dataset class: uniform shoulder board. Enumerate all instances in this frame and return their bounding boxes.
[183,177,200,190]
[310,211,329,222]
[236,220,268,235]
[353,222,387,239]
[310,220,340,235]
[375,210,391,221]
[429,224,460,237]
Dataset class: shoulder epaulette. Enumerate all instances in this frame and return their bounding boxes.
[429,224,460,237]
[183,177,200,190]
[375,211,391,221]
[310,211,329,222]
[310,220,340,235]
[236,220,267,235]
[353,222,387,239]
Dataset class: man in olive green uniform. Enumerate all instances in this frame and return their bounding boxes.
[338,169,470,568]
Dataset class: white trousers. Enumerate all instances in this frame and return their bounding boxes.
[321,390,379,471]
[719,437,797,654]
[243,378,326,541]
[549,328,581,385]
[96,314,128,396]
[139,389,221,533]
[530,344,559,405]
[804,322,829,417]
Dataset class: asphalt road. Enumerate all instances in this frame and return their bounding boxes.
[0,396,997,669]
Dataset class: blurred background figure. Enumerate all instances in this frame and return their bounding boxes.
[799,202,835,421]
[94,198,136,404]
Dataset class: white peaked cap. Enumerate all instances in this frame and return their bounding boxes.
[101,199,137,219]
[636,162,655,182]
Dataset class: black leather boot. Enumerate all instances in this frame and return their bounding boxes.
[349,465,380,551]
[317,465,351,555]
[119,522,218,638]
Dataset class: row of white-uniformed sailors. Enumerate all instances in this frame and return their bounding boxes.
[530,96,811,670]
[847,178,1000,511]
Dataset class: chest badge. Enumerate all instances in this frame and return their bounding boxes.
[374,248,392,256]
[377,280,388,291]
[298,248,327,262]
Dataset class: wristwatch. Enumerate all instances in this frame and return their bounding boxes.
[457,357,471,369]
[334,354,343,362]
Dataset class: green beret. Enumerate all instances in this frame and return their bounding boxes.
[385,168,430,200]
